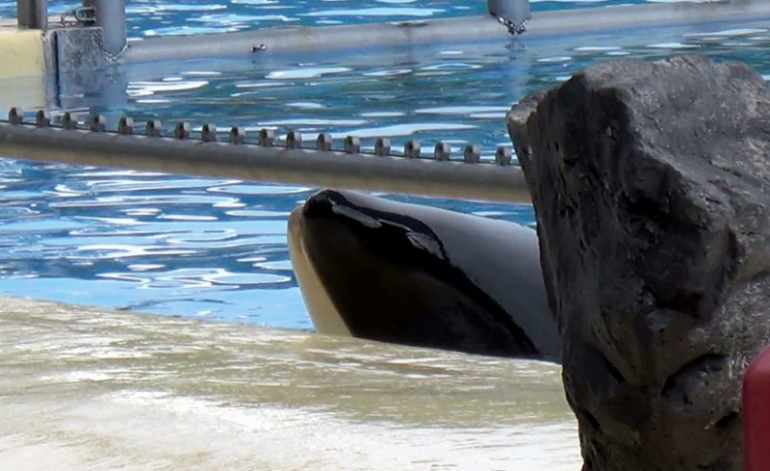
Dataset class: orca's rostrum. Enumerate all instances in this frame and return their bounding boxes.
[288,189,560,360]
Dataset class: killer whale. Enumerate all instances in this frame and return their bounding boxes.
[288,189,560,360]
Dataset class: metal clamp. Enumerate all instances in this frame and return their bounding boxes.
[59,7,94,26]
[74,6,95,23]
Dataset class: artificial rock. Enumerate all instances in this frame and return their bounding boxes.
[508,55,770,471]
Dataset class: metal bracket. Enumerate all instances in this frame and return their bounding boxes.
[59,7,95,27]
[74,7,96,23]
[54,27,108,73]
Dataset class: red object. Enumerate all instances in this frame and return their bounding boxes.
[744,345,770,471]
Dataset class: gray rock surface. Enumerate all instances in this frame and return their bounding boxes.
[507,55,770,471]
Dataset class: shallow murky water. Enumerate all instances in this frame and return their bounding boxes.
[0,296,579,470]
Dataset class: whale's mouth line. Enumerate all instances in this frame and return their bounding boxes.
[287,206,351,337]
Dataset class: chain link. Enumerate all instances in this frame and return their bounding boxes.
[497,16,528,36]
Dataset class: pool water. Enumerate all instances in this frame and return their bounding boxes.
[0,1,769,328]
[0,296,581,471]
[0,0,672,34]
[1,3,769,471]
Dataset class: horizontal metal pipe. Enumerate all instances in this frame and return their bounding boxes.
[0,123,531,204]
[525,0,770,38]
[123,16,509,62]
[122,0,770,62]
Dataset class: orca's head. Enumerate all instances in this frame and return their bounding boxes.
[288,189,559,359]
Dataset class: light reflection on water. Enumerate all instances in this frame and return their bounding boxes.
[0,3,766,470]
[0,0,673,33]
[0,3,767,329]
[0,297,580,471]
[0,0,770,329]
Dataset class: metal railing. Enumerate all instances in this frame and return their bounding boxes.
[0,109,531,204]
[10,0,770,205]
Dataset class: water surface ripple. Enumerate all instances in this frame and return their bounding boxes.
[0,2,768,327]
[0,297,580,471]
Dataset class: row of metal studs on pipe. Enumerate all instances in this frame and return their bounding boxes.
[4,107,514,165]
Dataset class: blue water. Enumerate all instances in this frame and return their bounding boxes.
[0,1,769,328]
[0,0,664,35]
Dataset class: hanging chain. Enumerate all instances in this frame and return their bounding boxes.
[497,16,528,36]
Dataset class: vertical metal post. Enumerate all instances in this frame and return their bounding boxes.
[16,0,48,29]
[82,0,127,58]
[488,0,530,30]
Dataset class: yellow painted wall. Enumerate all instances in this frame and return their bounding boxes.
[0,28,45,79]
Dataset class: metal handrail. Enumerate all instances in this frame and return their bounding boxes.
[0,112,532,204]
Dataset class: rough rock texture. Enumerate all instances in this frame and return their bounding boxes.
[507,55,770,471]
